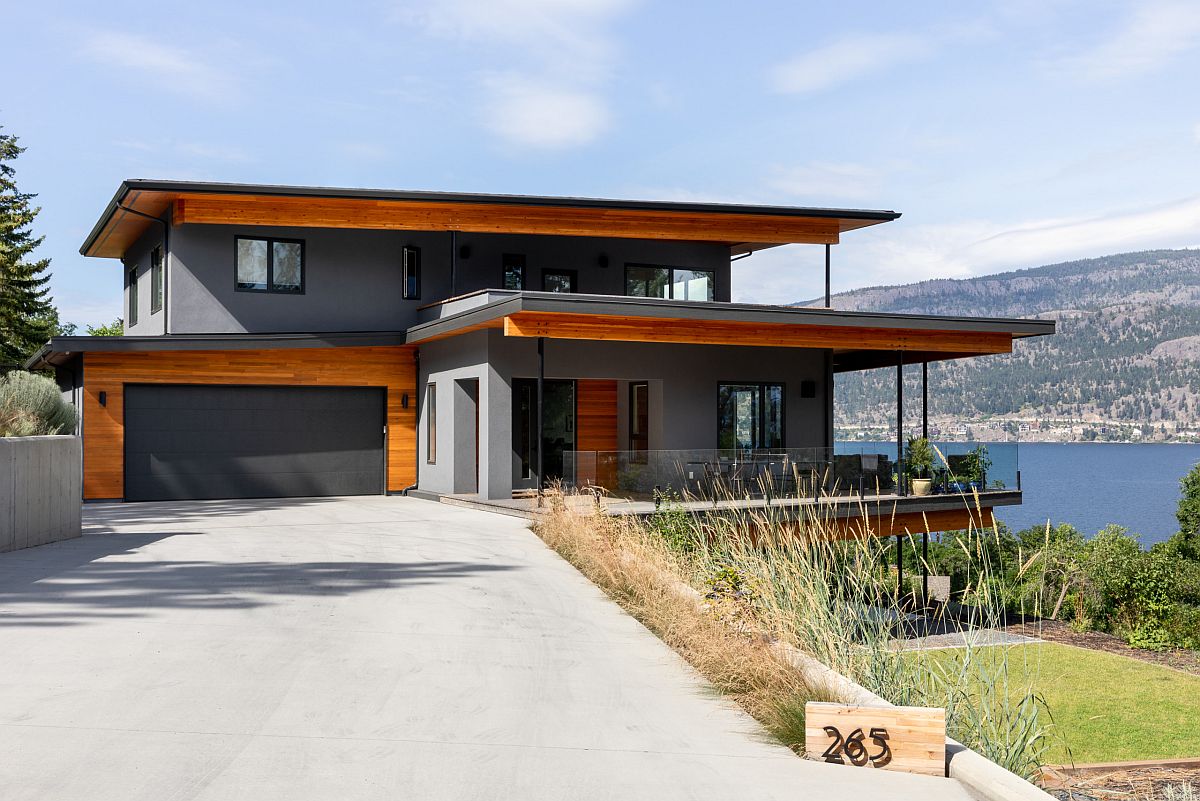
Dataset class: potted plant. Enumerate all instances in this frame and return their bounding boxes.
[905,436,934,496]
[964,445,991,490]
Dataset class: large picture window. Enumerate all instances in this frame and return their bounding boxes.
[625,264,714,301]
[236,236,304,293]
[718,383,784,451]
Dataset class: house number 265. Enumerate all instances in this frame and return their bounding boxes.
[820,726,892,767]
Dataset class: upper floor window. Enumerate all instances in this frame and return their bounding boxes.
[503,254,525,290]
[542,269,576,293]
[402,245,421,300]
[128,266,139,327]
[150,245,164,314]
[236,236,304,294]
[625,264,714,301]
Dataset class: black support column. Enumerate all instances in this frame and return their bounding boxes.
[896,353,905,496]
[922,361,929,440]
[537,337,545,508]
[824,244,831,308]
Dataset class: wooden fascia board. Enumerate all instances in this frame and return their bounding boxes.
[171,194,843,245]
[500,311,1014,354]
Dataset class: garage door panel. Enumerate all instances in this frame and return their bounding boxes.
[123,385,386,501]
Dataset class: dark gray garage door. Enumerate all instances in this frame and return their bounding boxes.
[124,385,386,501]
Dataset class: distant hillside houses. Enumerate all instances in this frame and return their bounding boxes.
[819,250,1200,443]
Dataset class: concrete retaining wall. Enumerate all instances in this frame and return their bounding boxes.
[0,436,82,552]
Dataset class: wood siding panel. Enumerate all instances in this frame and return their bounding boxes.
[82,346,416,500]
[576,380,619,489]
[171,194,842,246]
[503,312,1013,355]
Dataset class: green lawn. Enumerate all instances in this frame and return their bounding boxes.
[932,642,1200,764]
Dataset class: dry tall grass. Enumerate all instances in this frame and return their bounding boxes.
[534,493,834,749]
[535,485,1054,778]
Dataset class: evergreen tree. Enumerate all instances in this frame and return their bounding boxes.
[0,128,56,366]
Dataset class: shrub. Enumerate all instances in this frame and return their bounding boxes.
[1163,604,1200,651]
[0,371,76,437]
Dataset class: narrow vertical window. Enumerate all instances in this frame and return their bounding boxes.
[150,245,164,314]
[630,381,649,463]
[402,245,421,300]
[502,254,525,290]
[128,266,139,327]
[426,383,437,464]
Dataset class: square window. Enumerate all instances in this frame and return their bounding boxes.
[236,237,304,294]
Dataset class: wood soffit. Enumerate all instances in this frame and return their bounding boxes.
[83,187,901,258]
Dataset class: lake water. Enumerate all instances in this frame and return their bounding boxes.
[836,442,1200,545]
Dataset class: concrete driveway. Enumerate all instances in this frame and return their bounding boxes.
[0,497,972,800]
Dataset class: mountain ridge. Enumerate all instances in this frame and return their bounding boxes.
[807,249,1200,442]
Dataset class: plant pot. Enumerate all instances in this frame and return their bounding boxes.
[911,478,932,496]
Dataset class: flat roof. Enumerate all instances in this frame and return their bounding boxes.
[82,179,902,259]
[27,293,1054,371]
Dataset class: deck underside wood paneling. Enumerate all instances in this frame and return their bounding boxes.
[502,312,1014,355]
[82,346,416,500]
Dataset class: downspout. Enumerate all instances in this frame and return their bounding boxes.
[116,203,170,334]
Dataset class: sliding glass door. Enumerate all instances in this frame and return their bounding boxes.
[513,378,576,488]
[718,383,784,451]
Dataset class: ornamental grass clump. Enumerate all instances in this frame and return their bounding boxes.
[0,371,76,436]
[537,481,1057,779]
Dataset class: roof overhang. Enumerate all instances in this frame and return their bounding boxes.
[81,179,901,259]
[405,291,1055,368]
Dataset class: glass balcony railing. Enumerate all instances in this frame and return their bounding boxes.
[560,442,1018,502]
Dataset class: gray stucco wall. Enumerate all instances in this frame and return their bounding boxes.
[0,436,82,553]
[166,225,732,334]
[123,224,167,336]
[418,331,833,500]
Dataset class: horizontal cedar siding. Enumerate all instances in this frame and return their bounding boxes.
[82,346,416,500]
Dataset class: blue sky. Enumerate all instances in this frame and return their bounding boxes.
[7,0,1200,327]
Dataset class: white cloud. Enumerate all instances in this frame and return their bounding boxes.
[404,0,634,149]
[82,31,236,101]
[771,33,928,94]
[731,197,1200,304]
[482,76,609,149]
[408,0,632,79]
[768,162,882,202]
[1052,1,1200,80]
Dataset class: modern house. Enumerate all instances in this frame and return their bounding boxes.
[27,180,1053,534]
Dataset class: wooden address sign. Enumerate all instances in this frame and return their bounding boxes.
[804,702,946,777]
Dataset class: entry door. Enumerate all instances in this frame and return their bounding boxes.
[512,378,575,489]
[123,384,386,501]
